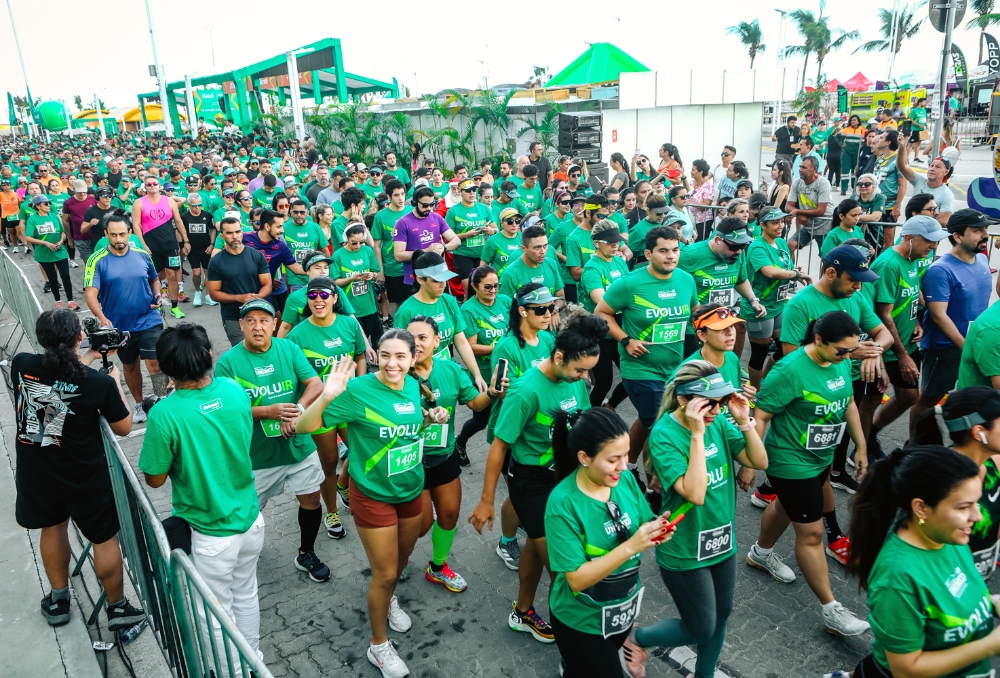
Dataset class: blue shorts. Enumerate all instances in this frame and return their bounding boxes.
[622,378,666,431]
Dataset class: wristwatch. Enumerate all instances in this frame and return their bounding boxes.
[620,336,633,348]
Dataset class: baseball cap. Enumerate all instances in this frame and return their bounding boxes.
[471,171,484,178]
[825,245,880,282]
[592,227,625,244]
[498,207,522,222]
[735,179,754,192]
[304,253,333,270]
[675,372,737,398]
[649,203,670,215]
[459,179,477,191]
[72,179,87,193]
[369,166,383,175]
[946,208,1000,232]
[759,207,786,223]
[239,299,275,318]
[516,287,558,306]
[355,163,368,172]
[222,189,235,197]
[503,186,519,198]
[31,194,50,206]
[185,175,200,184]
[900,215,950,242]
[163,183,176,191]
[693,306,745,331]
[96,187,114,198]
[414,262,458,282]
[306,276,338,294]
[715,220,754,245]
[283,175,297,186]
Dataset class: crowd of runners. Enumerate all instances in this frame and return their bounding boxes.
[9,118,1000,678]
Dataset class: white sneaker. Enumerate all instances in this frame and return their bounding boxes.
[387,595,411,633]
[68,260,79,268]
[193,291,203,307]
[11,246,17,253]
[132,402,147,424]
[367,640,409,678]
[746,547,796,583]
[823,602,870,637]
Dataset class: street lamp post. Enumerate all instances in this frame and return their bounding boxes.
[6,0,38,135]
[772,9,788,135]
[144,0,173,138]
[931,1,958,155]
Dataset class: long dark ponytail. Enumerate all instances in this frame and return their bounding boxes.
[552,407,630,481]
[848,445,979,590]
[912,386,1000,447]
[36,309,86,382]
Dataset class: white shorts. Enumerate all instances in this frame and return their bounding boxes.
[254,453,325,509]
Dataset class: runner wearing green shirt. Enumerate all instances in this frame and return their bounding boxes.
[383,151,410,187]
[446,179,497,293]
[549,196,587,297]
[820,199,865,258]
[564,196,611,300]
[371,179,412,321]
[407,316,500,594]
[24,195,76,309]
[296,329,451,678]
[498,223,566,303]
[282,200,328,290]
[251,175,280,209]
[213,299,332,585]
[748,311,871,637]
[492,182,527,224]
[634,365,766,678]
[469,311,604,646]
[362,167,385,201]
[518,165,543,214]
[542,189,572,236]
[276,252,359,336]
[481,208,522,275]
[545,408,670,676]
[626,194,669,267]
[331,223,381,339]
[907,97,928,163]
[958,301,1000,389]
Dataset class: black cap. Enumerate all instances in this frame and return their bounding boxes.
[946,208,1000,232]
[306,276,338,294]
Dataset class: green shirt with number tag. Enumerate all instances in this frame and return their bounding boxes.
[285,314,366,379]
[417,359,480,457]
[649,412,745,570]
[446,202,495,259]
[331,245,380,318]
[740,237,794,320]
[756,346,854,479]
[864,248,922,362]
[282,220,328,289]
[601,266,699,381]
[371,206,410,278]
[26,213,67,263]
[394,293,466,358]
[460,294,511,377]
[214,338,319,470]
[678,240,747,335]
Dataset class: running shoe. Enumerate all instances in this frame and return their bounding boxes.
[337,482,350,509]
[823,603,870,637]
[294,550,331,583]
[24,245,31,254]
[508,603,555,643]
[387,595,411,632]
[43,282,51,293]
[496,539,521,571]
[425,562,467,592]
[620,627,648,678]
[830,472,859,494]
[912,157,924,164]
[178,291,189,303]
[455,439,470,467]
[54,301,64,309]
[170,306,186,319]
[68,301,80,312]
[324,511,346,539]
[746,547,796,583]
[132,403,147,424]
[107,598,146,632]
[10,246,16,253]
[750,488,776,509]
[204,293,218,306]
[193,291,202,307]
[68,259,79,268]
[398,560,410,581]
[826,536,851,566]
[40,592,70,626]
[367,639,409,677]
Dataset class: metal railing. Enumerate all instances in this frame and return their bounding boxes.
[0,248,43,356]
[952,115,992,146]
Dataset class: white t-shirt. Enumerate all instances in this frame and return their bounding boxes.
[909,174,955,215]
[712,163,730,189]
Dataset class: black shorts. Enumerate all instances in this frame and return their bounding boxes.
[272,289,289,315]
[16,474,120,544]
[909,129,923,144]
[149,248,180,271]
[852,653,892,678]
[507,461,557,539]
[769,468,830,524]
[885,350,921,389]
[423,450,462,489]
[453,254,479,280]
[187,250,212,270]
[384,275,407,305]
[118,325,163,364]
[920,346,961,402]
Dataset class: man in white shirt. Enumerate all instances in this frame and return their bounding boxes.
[712,145,736,189]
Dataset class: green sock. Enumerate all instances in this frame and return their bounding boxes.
[500,534,517,545]
[431,522,457,566]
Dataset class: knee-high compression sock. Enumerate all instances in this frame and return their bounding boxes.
[298,506,322,553]
[823,511,844,544]
[431,522,457,568]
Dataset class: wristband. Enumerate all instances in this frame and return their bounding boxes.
[295,402,306,416]
[737,417,756,432]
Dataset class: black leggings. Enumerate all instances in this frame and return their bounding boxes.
[40,259,73,302]
[853,654,892,677]
[456,405,491,447]
[826,155,842,187]
[591,336,627,407]
[552,614,628,678]
[356,313,384,346]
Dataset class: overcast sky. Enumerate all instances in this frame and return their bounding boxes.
[0,0,986,111]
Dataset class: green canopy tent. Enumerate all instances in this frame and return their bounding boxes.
[545,43,650,87]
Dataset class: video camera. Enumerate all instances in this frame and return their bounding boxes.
[82,317,129,373]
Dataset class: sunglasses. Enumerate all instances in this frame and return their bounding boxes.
[722,152,733,157]
[694,306,739,328]
[569,173,581,178]
[834,345,860,357]
[607,199,620,206]
[291,210,308,215]
[704,395,732,410]
[417,201,435,208]
[857,182,873,187]
[504,217,523,225]
[557,200,571,205]
[146,182,159,187]
[307,290,334,300]
[675,195,689,200]
[239,196,252,201]
[188,203,203,207]
[527,304,555,315]
[481,283,500,291]
[606,501,631,545]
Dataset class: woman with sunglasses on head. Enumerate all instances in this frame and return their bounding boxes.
[541,189,571,236]
[286,276,366,541]
[469,307,605,645]
[392,250,488,391]
[630,361,766,678]
[456,266,510,465]
[482,208,523,275]
[296,331,450,678]
[546,408,673,678]
[746,311,871,637]
[407,315,504,594]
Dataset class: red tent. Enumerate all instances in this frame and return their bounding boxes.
[843,72,873,92]
[823,79,841,93]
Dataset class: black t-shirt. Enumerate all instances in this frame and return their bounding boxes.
[106,171,123,189]
[305,182,326,204]
[12,352,129,494]
[206,246,269,320]
[305,148,319,167]
[529,157,553,189]
[182,210,214,250]
[82,205,114,243]
[775,126,800,155]
[626,206,647,228]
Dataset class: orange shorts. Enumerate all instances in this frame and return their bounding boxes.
[349,478,423,529]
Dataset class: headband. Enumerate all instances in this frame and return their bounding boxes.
[936,405,988,432]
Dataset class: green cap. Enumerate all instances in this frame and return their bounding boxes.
[675,373,737,398]
[516,287,558,306]
[239,299,275,318]
[759,208,787,223]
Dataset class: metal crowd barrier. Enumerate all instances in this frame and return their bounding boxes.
[0,248,43,356]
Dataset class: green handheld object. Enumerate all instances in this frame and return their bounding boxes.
[665,501,693,529]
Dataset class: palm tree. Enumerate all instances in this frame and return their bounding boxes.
[73,95,83,112]
[784,1,860,88]
[853,3,925,64]
[726,19,767,69]
[967,0,1000,64]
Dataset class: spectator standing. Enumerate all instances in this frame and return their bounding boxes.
[207,217,272,346]
[772,116,799,165]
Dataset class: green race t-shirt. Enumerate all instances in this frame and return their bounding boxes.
[545,470,654,635]
[820,225,866,258]
[550,219,583,289]
[385,167,410,185]
[214,338,319,469]
[26,214,67,263]
[865,248,922,362]
[494,366,590,468]
[283,220,328,289]
[331,245,381,318]
[756,347,854,479]
[740,238,794,319]
[486,332,556,442]
[627,218,661,258]
[602,266,699,381]
[542,211,570,237]
[678,239,747,311]
[564,226,597,284]
[285,314,366,378]
[957,301,1000,389]
[481,232,521,275]
[868,533,993,678]
[417,358,479,456]
[322,373,425,503]
[518,184,543,213]
[394,293,466,359]
[498,256,565,299]
[138,378,259,537]
[371,206,411,278]
[446,202,495,259]
[281,287,355,331]
[579,255,629,313]
[251,187,278,209]
[460,294,511,377]
[649,413,745,570]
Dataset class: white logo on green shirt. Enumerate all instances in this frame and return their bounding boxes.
[199,398,223,414]
[826,376,847,391]
[946,567,968,599]
[254,365,275,377]
[393,402,416,415]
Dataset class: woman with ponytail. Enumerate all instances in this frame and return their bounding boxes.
[835,446,1000,678]
[630,360,766,678]
[545,408,672,677]
[913,387,1000,579]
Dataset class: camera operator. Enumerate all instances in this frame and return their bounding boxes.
[12,308,145,631]
[139,323,265,661]
[83,213,169,423]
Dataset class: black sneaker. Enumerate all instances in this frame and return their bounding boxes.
[43,282,51,293]
[456,439,470,467]
[830,472,860,494]
[41,592,70,626]
[295,550,331,582]
[867,435,886,462]
[106,598,146,632]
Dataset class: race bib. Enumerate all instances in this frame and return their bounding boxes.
[650,321,686,345]
[697,523,733,561]
[188,223,207,234]
[351,279,369,296]
[387,440,423,476]
[37,223,56,235]
[294,248,311,263]
[707,288,735,306]
[168,256,181,267]
[910,301,919,321]
[805,422,847,451]
[467,234,484,248]
[601,587,644,639]
[973,541,999,579]
[776,283,793,302]
[433,346,450,361]
[421,423,448,449]
[261,419,283,438]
